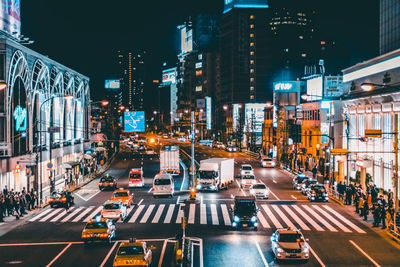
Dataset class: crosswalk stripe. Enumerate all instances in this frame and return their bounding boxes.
[271,205,296,229]
[152,204,165,223]
[39,209,63,222]
[257,212,270,228]
[61,207,83,223]
[176,204,185,224]
[200,204,207,225]
[83,206,103,222]
[129,205,145,223]
[188,204,196,224]
[126,205,135,217]
[220,204,231,226]
[262,205,283,228]
[302,205,337,232]
[29,208,54,222]
[210,204,219,225]
[312,205,351,233]
[163,204,175,224]
[292,205,324,231]
[72,206,95,222]
[281,205,310,231]
[323,206,366,234]
[50,207,75,222]
[140,205,155,223]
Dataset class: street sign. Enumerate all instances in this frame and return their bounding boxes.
[365,129,382,138]
[330,149,349,155]
[47,162,53,169]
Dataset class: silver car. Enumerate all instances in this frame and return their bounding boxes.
[249,183,270,199]
[271,228,310,262]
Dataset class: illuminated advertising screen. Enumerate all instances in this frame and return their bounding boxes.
[307,76,323,101]
[0,0,20,36]
[64,98,73,141]
[180,26,193,54]
[105,79,120,90]
[75,101,83,139]
[124,111,145,132]
[162,68,176,84]
[244,103,268,133]
[206,97,212,130]
[224,0,269,13]
[53,97,61,142]
[232,104,240,131]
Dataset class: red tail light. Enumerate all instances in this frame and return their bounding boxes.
[61,197,67,202]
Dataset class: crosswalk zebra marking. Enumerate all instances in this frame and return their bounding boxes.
[323,206,366,234]
[152,204,165,223]
[50,208,75,223]
[312,205,351,233]
[83,206,103,222]
[292,205,324,231]
[29,208,53,222]
[72,206,95,222]
[200,204,207,225]
[163,204,175,224]
[210,204,219,225]
[188,204,196,224]
[176,204,185,224]
[281,205,310,231]
[220,204,231,226]
[262,205,282,228]
[271,205,296,229]
[302,205,337,232]
[61,207,83,223]
[140,205,155,223]
[257,212,270,228]
[129,205,145,223]
[39,209,63,222]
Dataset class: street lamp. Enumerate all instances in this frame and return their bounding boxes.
[360,83,379,91]
[223,105,228,111]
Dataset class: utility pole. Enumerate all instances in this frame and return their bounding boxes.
[394,114,399,234]
[345,113,350,185]
[191,111,195,187]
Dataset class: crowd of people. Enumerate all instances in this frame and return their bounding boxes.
[0,185,38,222]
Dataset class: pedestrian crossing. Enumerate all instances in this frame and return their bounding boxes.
[27,203,366,234]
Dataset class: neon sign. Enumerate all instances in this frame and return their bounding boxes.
[274,83,293,91]
[13,105,27,131]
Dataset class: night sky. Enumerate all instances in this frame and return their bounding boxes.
[21,0,379,101]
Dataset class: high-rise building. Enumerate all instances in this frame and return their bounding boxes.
[117,50,146,111]
[380,0,400,54]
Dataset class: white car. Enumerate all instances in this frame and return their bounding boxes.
[241,174,257,188]
[153,173,174,197]
[101,200,127,221]
[271,228,310,262]
[250,183,270,199]
[240,164,254,177]
[261,157,276,168]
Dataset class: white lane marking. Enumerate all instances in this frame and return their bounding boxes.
[281,205,310,230]
[125,205,135,218]
[312,205,351,233]
[200,195,203,205]
[323,206,366,234]
[81,189,101,202]
[148,187,153,193]
[137,199,144,206]
[291,195,297,200]
[72,206,94,222]
[349,240,381,267]
[210,204,219,225]
[83,206,103,222]
[158,239,168,267]
[254,239,269,267]
[262,205,282,228]
[257,212,270,228]
[39,209,63,222]
[302,205,337,232]
[46,243,72,267]
[199,238,204,267]
[50,207,75,222]
[180,161,186,191]
[100,241,119,267]
[271,205,295,228]
[200,204,207,224]
[309,245,326,267]
[220,204,231,226]
[152,204,165,223]
[292,205,324,231]
[230,194,234,199]
[188,204,196,224]
[129,205,145,223]
[268,190,280,201]
[140,205,155,223]
[28,208,53,222]
[163,204,175,224]
[175,204,185,224]
[61,207,83,223]
[176,196,181,205]
[272,180,277,184]
[235,179,246,196]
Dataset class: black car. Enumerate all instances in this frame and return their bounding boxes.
[307,184,329,202]
[48,190,74,208]
[99,176,117,190]
[293,174,309,190]
[300,179,318,195]
[232,196,258,230]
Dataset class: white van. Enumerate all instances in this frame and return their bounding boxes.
[153,173,174,197]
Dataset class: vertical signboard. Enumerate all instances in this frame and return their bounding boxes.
[232,104,240,131]
[205,97,212,130]
[0,0,21,36]
[124,111,145,132]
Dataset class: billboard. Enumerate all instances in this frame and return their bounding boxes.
[324,75,343,97]
[205,97,212,130]
[124,111,145,132]
[180,26,193,55]
[0,0,21,36]
[105,79,120,90]
[244,103,268,133]
[162,68,176,84]
[307,76,323,101]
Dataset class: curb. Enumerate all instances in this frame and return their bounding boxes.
[387,231,400,243]
[329,196,344,206]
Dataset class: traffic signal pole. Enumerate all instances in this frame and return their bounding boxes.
[394,114,398,234]
[191,111,195,187]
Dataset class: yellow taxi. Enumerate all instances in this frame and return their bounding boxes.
[81,217,116,244]
[111,189,134,207]
[113,238,155,267]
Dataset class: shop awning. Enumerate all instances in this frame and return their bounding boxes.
[62,161,80,169]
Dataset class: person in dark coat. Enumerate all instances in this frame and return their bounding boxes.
[372,204,380,227]
[0,197,5,222]
[363,195,369,221]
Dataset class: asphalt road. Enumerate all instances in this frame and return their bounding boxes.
[0,141,399,267]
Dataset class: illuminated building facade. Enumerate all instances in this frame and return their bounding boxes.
[380,0,400,55]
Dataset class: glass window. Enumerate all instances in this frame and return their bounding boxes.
[250,78,255,82]
[154,179,171,185]
[250,60,255,65]
[250,24,254,29]
[250,15,255,19]
[250,33,254,38]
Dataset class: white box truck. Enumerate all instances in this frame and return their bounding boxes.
[196,158,234,191]
[160,146,180,175]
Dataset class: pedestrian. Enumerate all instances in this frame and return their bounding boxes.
[355,190,361,214]
[25,193,31,211]
[387,189,393,202]
[312,166,318,179]
[0,196,5,222]
[371,185,378,203]
[373,204,380,227]
[3,185,8,196]
[305,159,309,172]
[377,195,387,229]
[363,195,369,221]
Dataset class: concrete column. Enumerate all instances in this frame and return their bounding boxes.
[360,167,366,192]
[338,161,345,182]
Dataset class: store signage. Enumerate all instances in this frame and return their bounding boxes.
[274,83,293,91]
[13,105,27,131]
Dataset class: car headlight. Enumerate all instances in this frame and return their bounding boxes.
[241,180,246,184]
[272,162,276,166]
[250,189,255,195]
[302,247,309,253]
[210,185,216,190]
[251,216,257,222]
[276,248,284,253]
[196,184,201,190]
[252,180,257,184]
[234,215,240,222]
[241,171,245,175]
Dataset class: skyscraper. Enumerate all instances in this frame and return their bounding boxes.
[380,0,400,54]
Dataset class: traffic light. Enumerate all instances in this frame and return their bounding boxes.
[26,167,31,176]
[14,164,21,174]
